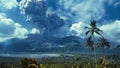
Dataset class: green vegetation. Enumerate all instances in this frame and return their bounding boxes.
[0,55,120,68]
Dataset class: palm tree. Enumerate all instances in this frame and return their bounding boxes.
[97,37,110,60]
[85,20,103,64]
[85,20,103,37]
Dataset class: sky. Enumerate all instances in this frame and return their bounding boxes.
[0,0,120,44]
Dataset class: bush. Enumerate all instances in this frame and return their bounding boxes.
[21,58,38,68]
[27,64,39,68]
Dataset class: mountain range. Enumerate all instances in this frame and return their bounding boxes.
[0,34,119,54]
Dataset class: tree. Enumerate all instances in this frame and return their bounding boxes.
[85,20,103,64]
[97,37,110,59]
[85,20,103,37]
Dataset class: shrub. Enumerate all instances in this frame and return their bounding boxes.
[21,58,38,68]
[27,64,39,68]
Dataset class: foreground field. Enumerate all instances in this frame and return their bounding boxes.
[0,54,120,68]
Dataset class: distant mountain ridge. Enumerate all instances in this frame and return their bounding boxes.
[0,34,84,52]
[0,34,119,54]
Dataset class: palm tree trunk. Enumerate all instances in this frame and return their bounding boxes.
[92,36,97,66]
[88,47,91,64]
[94,46,97,66]
[89,48,91,61]
[88,48,91,67]
[103,47,105,60]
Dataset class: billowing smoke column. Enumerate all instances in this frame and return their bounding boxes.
[19,0,64,37]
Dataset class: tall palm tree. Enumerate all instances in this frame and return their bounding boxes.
[97,37,110,59]
[85,20,103,63]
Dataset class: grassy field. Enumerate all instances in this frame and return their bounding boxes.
[0,54,120,68]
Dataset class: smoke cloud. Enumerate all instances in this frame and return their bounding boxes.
[19,0,64,37]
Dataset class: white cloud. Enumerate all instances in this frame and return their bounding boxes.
[0,13,28,42]
[107,0,115,6]
[30,28,40,34]
[0,13,39,42]
[0,13,15,35]
[100,20,120,43]
[114,1,120,7]
[70,22,88,38]
[14,23,29,39]
[58,0,105,22]
[0,0,18,10]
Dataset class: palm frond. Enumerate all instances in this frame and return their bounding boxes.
[84,26,91,29]
[97,37,110,48]
[85,30,90,36]
[105,42,110,47]
[95,31,103,37]
[95,28,103,33]
[90,20,96,28]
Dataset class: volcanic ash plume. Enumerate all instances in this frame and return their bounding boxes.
[19,0,64,36]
